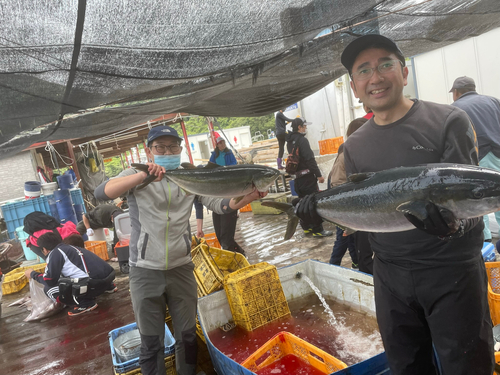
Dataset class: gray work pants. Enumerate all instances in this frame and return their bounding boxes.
[129,263,198,375]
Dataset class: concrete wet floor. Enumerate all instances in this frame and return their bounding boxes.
[0,208,352,375]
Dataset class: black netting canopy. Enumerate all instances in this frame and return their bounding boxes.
[1,0,500,158]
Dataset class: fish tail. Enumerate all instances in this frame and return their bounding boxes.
[260,202,298,240]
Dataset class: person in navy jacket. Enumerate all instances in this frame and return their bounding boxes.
[24,231,116,316]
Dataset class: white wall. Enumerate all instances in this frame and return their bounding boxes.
[0,151,38,206]
[414,27,500,104]
[185,126,251,162]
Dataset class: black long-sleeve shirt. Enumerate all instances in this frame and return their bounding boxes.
[275,112,294,135]
[344,99,483,263]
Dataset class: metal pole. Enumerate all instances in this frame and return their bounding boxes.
[180,119,194,164]
[120,153,126,170]
[129,150,135,164]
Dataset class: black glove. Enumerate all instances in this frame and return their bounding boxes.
[404,202,461,237]
[294,194,323,227]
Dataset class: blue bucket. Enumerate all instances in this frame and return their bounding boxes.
[24,181,41,192]
[54,189,76,222]
[24,181,42,199]
[57,174,74,190]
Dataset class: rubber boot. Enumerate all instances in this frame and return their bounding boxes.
[277,158,284,170]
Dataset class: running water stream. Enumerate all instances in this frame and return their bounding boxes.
[301,274,337,325]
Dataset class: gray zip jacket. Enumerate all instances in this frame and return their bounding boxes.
[95,167,233,270]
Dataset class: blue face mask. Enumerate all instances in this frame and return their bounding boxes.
[154,154,181,170]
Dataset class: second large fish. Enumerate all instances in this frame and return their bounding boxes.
[264,163,500,240]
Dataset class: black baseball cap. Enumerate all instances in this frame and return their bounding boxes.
[291,117,312,130]
[147,125,183,147]
[341,34,405,74]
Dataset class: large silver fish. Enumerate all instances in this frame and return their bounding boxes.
[132,162,281,197]
[263,164,500,240]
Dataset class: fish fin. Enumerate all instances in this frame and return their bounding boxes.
[233,196,245,204]
[204,162,222,169]
[396,201,428,221]
[348,172,374,183]
[181,162,197,169]
[261,202,298,240]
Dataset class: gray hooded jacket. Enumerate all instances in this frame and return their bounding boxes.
[95,167,233,270]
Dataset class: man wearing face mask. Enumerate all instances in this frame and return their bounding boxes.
[94,125,267,375]
[286,117,332,237]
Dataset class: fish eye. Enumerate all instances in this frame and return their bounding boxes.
[472,190,484,199]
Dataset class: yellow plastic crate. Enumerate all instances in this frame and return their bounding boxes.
[241,332,347,374]
[84,240,109,261]
[192,244,250,295]
[250,193,287,215]
[485,262,500,325]
[113,354,176,375]
[194,272,208,297]
[1,263,47,295]
[223,262,290,331]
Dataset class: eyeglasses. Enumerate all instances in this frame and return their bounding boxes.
[351,59,403,81]
[151,144,181,154]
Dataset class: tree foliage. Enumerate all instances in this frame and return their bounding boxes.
[104,156,124,178]
[177,114,276,137]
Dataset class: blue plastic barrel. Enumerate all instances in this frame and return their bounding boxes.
[54,189,76,223]
[60,214,78,225]
[57,174,74,190]
[74,204,85,222]
[46,195,60,221]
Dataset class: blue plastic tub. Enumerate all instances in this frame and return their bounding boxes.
[108,322,175,374]
[16,226,38,261]
[482,242,496,262]
[198,260,390,375]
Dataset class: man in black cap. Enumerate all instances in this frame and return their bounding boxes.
[296,35,493,374]
[95,125,266,375]
[451,76,500,242]
[286,117,332,237]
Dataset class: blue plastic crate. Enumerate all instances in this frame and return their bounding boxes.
[1,197,51,239]
[109,322,175,374]
[482,242,496,262]
[70,189,85,206]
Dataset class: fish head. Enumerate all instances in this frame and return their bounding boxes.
[253,167,281,192]
[434,166,500,218]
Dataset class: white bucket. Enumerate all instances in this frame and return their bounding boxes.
[89,228,107,242]
[24,189,41,199]
[41,182,58,196]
